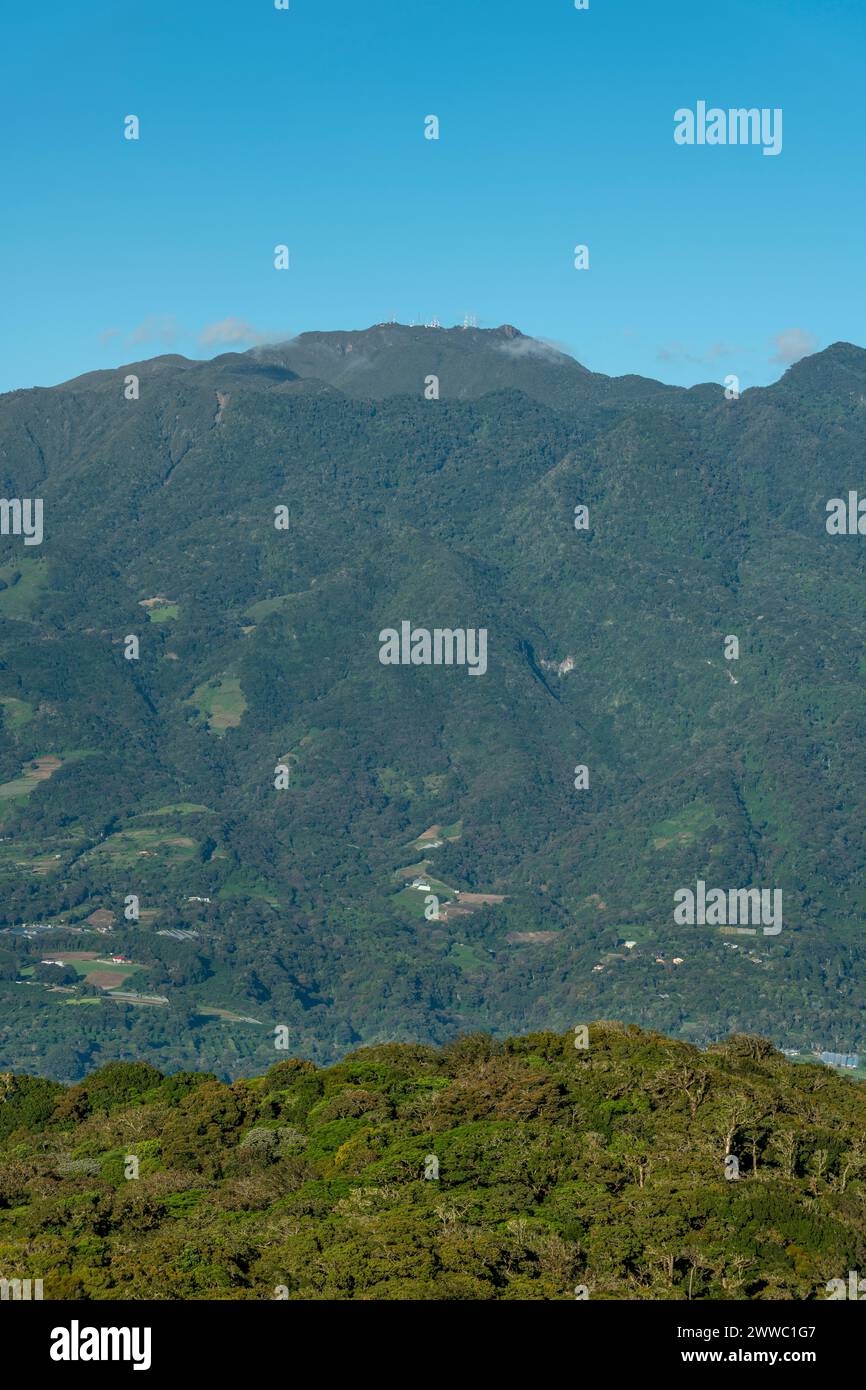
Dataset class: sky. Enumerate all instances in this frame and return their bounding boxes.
[1,0,863,394]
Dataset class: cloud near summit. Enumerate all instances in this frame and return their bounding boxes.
[770,328,819,365]
[199,318,284,348]
[493,335,571,363]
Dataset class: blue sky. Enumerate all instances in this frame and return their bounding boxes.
[1,0,863,393]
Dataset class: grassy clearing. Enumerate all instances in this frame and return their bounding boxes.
[217,868,280,906]
[0,833,84,878]
[148,603,179,623]
[82,827,198,869]
[27,854,62,876]
[393,860,432,881]
[198,1006,263,1024]
[447,942,488,971]
[0,754,63,799]
[650,799,716,849]
[243,594,297,621]
[614,925,651,943]
[74,958,143,990]
[392,878,456,919]
[139,597,179,623]
[186,675,246,735]
[411,819,463,849]
[0,561,50,619]
[0,696,34,731]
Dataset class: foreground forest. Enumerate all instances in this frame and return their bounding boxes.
[1,1024,864,1300]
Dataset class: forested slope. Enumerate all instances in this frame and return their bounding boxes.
[0,326,865,1076]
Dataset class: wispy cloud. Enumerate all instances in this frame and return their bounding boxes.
[199,317,284,348]
[656,341,742,366]
[769,328,818,365]
[494,335,571,363]
[127,314,181,347]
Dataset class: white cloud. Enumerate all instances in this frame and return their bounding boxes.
[494,334,571,363]
[769,328,818,365]
[199,317,282,348]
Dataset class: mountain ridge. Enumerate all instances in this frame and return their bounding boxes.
[12,325,861,408]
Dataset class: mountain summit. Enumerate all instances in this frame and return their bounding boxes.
[215,322,606,408]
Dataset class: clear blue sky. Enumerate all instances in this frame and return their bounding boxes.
[1,0,863,394]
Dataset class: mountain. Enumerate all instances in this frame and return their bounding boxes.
[2,1025,864,1300]
[0,325,865,1080]
[241,322,675,409]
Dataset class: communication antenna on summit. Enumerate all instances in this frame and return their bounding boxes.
[462,312,477,329]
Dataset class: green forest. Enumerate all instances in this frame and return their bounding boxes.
[1,1026,864,1300]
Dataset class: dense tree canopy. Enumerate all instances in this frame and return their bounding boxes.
[1,1025,864,1300]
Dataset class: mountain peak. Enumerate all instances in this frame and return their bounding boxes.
[777,341,866,392]
[235,321,597,406]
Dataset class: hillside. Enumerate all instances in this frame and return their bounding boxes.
[1,1026,864,1300]
[0,325,865,1078]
